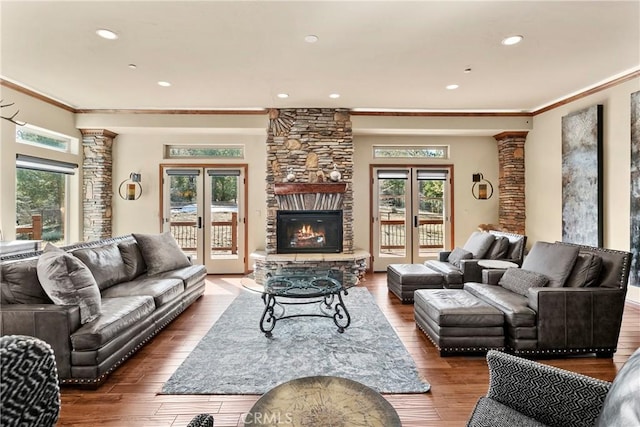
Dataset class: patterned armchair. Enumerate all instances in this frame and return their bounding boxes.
[467,348,640,427]
[0,335,61,427]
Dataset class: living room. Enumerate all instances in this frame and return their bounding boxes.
[1,1,639,426]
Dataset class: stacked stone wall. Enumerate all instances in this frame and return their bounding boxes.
[494,131,528,235]
[266,108,354,254]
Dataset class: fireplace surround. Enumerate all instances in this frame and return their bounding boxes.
[276,210,343,254]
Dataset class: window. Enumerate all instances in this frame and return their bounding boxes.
[16,124,76,153]
[15,155,77,245]
[373,145,449,159]
[165,145,244,159]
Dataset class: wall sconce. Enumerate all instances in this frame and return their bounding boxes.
[472,173,494,200]
[118,172,142,200]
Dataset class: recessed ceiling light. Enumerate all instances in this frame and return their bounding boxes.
[446,84,459,90]
[128,64,137,70]
[304,35,319,43]
[464,67,472,73]
[277,93,289,99]
[158,81,171,87]
[501,35,523,46]
[329,93,340,99]
[96,29,118,40]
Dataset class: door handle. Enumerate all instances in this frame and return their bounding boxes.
[414,216,418,228]
[198,216,202,229]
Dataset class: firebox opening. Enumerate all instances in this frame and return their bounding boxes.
[276,210,343,254]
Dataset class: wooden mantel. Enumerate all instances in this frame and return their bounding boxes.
[274,183,347,195]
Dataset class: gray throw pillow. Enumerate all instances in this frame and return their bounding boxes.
[463,231,496,258]
[447,247,473,268]
[132,232,191,276]
[118,240,147,280]
[521,242,579,288]
[72,243,128,291]
[499,267,549,296]
[564,252,603,288]
[485,236,510,260]
[36,243,101,324]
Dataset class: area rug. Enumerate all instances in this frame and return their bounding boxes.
[161,287,430,394]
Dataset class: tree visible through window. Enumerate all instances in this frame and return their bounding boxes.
[16,169,66,243]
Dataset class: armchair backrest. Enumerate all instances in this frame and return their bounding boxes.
[489,230,527,264]
[556,242,632,290]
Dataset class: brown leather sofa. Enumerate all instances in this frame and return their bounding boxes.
[416,241,632,356]
[0,234,206,386]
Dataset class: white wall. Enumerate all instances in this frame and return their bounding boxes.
[0,86,82,242]
[526,76,640,303]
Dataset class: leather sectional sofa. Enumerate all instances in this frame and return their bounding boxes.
[415,241,632,356]
[0,233,206,386]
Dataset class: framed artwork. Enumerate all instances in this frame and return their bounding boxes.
[561,104,603,247]
[631,91,640,287]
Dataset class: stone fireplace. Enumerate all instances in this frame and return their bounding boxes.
[251,108,368,282]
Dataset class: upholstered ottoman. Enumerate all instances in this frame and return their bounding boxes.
[414,289,505,355]
[387,264,445,303]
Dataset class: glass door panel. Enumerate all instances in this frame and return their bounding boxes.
[164,169,203,264]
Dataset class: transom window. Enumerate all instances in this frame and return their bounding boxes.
[16,124,76,153]
[165,145,244,159]
[373,145,449,159]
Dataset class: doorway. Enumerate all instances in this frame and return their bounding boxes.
[161,165,247,274]
[371,166,453,272]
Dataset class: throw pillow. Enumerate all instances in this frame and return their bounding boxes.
[521,242,579,288]
[499,267,549,296]
[118,239,147,280]
[462,231,496,258]
[72,243,128,291]
[485,236,510,260]
[447,247,473,268]
[132,232,191,276]
[564,252,603,288]
[36,243,101,324]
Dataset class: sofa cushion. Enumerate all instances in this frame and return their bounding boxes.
[36,244,101,324]
[118,240,147,280]
[72,243,128,291]
[0,257,52,304]
[157,264,207,289]
[499,268,549,296]
[521,242,579,288]
[468,397,546,427]
[463,231,496,258]
[70,295,155,351]
[596,347,640,427]
[424,261,464,285]
[464,282,536,327]
[447,247,473,268]
[100,276,184,307]
[132,232,191,276]
[564,252,603,288]
[485,236,510,260]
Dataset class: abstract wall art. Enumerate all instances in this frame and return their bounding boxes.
[631,91,640,287]
[561,104,603,247]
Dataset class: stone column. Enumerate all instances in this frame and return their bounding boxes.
[493,131,528,235]
[80,129,117,241]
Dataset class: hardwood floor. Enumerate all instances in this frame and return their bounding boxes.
[58,273,640,427]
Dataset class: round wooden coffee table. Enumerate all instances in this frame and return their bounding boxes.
[243,376,401,426]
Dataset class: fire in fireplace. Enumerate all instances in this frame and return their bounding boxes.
[276,210,343,254]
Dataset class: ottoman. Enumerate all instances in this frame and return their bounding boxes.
[414,289,505,355]
[387,264,445,303]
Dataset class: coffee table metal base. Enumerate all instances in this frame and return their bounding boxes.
[260,290,351,337]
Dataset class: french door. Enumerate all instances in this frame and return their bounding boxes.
[371,166,452,272]
[161,165,247,274]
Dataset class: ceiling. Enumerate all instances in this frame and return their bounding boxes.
[1,1,639,113]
